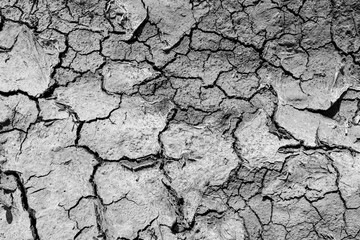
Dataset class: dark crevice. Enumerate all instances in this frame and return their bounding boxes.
[302,94,343,119]
[0,118,11,131]
[125,7,149,44]
[89,163,107,240]
[74,121,84,145]
[37,83,59,99]
[161,180,193,234]
[268,87,299,141]
[3,170,40,240]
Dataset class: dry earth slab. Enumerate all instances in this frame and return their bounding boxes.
[2,0,360,239]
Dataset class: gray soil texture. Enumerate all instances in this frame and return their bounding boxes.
[1,0,360,239]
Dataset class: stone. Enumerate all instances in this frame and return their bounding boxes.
[0,23,54,96]
[68,29,103,54]
[0,94,38,132]
[102,61,159,95]
[143,0,195,49]
[0,174,33,240]
[54,72,120,121]
[70,51,105,73]
[95,163,175,239]
[105,0,147,39]
[161,121,240,224]
[80,96,173,160]
[235,110,297,169]
[217,70,259,99]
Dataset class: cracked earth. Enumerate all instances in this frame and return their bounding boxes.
[2,0,360,239]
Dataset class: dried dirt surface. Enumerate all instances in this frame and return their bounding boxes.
[2,0,360,239]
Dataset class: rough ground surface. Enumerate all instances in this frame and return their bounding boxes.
[2,0,360,239]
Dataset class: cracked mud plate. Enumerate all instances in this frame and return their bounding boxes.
[2,0,360,240]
